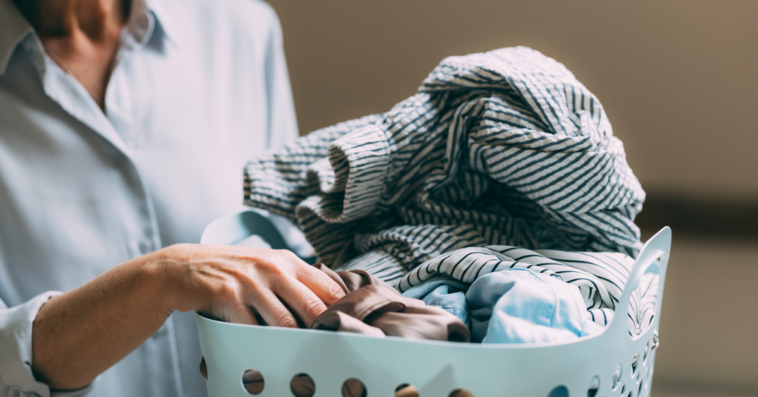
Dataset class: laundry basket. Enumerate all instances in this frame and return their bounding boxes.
[197,211,671,397]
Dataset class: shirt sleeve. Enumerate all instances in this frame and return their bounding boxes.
[260,3,300,149]
[0,292,96,397]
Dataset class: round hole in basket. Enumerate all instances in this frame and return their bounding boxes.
[546,385,568,397]
[290,373,315,397]
[611,363,623,390]
[448,389,474,397]
[395,383,419,397]
[587,375,600,397]
[241,368,264,395]
[341,378,366,397]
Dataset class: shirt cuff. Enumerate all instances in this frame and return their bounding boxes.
[0,291,97,397]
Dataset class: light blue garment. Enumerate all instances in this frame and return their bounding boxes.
[0,0,299,396]
[400,277,470,327]
[467,269,603,344]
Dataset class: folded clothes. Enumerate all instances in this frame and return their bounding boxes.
[400,246,659,340]
[243,46,645,287]
[312,264,470,342]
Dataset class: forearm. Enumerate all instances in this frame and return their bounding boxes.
[31,251,172,391]
[28,243,345,391]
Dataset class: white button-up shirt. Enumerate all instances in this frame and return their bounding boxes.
[0,0,298,396]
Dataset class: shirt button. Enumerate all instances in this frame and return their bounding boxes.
[138,239,154,255]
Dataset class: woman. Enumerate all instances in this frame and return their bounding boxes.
[0,0,343,396]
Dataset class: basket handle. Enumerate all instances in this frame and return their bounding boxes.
[200,210,289,249]
[606,227,672,337]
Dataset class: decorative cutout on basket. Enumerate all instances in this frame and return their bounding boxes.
[241,368,264,395]
[587,375,600,397]
[631,351,640,378]
[611,363,623,391]
[448,389,474,397]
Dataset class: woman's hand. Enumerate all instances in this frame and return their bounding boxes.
[32,244,344,391]
[160,244,345,328]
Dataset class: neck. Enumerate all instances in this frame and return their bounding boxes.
[11,0,132,111]
[13,0,129,39]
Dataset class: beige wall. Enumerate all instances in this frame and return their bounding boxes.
[269,0,758,200]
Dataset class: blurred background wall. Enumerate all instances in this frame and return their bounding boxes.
[265,1,758,395]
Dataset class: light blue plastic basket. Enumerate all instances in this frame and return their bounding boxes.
[197,211,670,397]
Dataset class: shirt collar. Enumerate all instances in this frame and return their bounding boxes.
[145,0,177,47]
[0,0,175,76]
[127,0,177,48]
[0,0,33,75]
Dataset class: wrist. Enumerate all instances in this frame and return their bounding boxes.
[137,246,182,316]
[147,244,200,314]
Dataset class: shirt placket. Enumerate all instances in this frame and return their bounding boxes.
[23,16,185,397]
[101,15,188,397]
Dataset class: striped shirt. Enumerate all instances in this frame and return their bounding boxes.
[244,46,645,289]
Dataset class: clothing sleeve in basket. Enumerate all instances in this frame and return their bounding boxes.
[0,292,96,397]
[243,114,382,225]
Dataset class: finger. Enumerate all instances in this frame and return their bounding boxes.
[247,288,299,328]
[295,264,346,306]
[273,277,328,328]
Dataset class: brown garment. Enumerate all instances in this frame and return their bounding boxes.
[312,264,470,343]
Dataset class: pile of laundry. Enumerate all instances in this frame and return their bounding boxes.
[243,46,657,344]
[301,247,657,344]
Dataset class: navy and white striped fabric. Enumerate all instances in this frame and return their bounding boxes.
[396,246,658,335]
[244,46,645,287]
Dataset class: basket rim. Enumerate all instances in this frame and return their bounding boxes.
[195,311,657,351]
